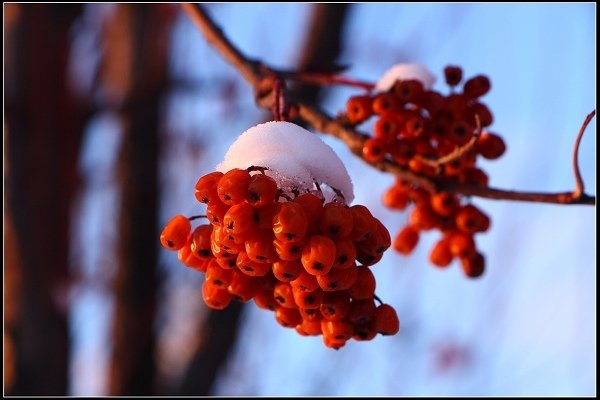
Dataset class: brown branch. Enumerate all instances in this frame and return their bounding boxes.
[181,3,596,206]
[572,109,595,198]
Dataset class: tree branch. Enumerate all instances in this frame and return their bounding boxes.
[180,3,595,206]
[572,109,595,198]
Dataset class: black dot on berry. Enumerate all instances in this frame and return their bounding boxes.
[166,240,174,248]
[325,305,335,314]
[305,295,315,304]
[328,282,338,289]
[285,233,296,240]
[312,262,324,271]
[335,334,345,340]
[249,192,260,202]
[337,256,348,264]
[275,295,285,304]
[214,279,223,286]
[283,273,292,278]
[233,295,243,302]
[330,226,340,235]
[243,266,253,272]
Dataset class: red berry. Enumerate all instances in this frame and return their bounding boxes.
[246,173,278,207]
[393,225,420,255]
[346,95,374,124]
[217,168,251,205]
[301,235,337,276]
[373,304,400,335]
[160,214,191,250]
[195,171,224,204]
[444,65,463,87]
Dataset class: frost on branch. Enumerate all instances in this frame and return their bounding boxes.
[374,63,437,92]
[217,121,354,204]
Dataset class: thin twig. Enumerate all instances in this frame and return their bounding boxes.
[572,110,595,199]
[180,3,596,206]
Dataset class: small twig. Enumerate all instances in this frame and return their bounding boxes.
[188,215,207,221]
[374,294,384,306]
[414,114,482,169]
[572,110,595,199]
[276,69,375,92]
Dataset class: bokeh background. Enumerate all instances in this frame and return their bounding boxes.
[4,3,596,396]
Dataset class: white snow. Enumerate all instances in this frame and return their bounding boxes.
[216,121,354,203]
[374,63,437,92]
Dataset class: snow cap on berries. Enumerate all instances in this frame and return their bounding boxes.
[217,121,354,203]
[375,63,436,92]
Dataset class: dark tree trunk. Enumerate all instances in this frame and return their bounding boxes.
[176,4,351,395]
[104,4,174,396]
[4,4,85,395]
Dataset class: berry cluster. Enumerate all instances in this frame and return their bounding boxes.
[160,167,399,349]
[346,66,506,278]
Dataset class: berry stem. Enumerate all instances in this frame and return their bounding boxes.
[373,294,383,306]
[572,109,595,199]
[188,215,208,221]
[413,113,482,170]
[276,69,375,92]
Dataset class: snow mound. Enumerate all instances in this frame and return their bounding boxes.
[217,121,354,204]
[374,63,437,92]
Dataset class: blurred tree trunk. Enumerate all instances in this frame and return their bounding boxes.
[103,4,175,396]
[175,4,351,395]
[4,4,85,395]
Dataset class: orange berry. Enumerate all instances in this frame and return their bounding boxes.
[448,120,473,145]
[320,291,351,321]
[460,251,485,278]
[195,171,224,204]
[160,214,191,250]
[404,115,426,138]
[347,298,376,325]
[217,168,251,205]
[215,254,238,270]
[349,266,376,300]
[205,259,234,288]
[246,173,278,208]
[254,288,277,311]
[460,167,489,187]
[333,237,357,270]
[245,231,278,264]
[318,202,353,239]
[317,267,354,292]
[190,224,213,259]
[468,102,493,127]
[202,280,232,310]
[273,282,297,309]
[178,238,208,272]
[348,205,378,242]
[449,232,476,259]
[297,318,323,336]
[346,95,374,124]
[321,319,354,342]
[393,79,424,103]
[301,235,337,275]
[393,225,420,255]
[275,306,302,328]
[373,304,400,335]
[292,287,324,310]
[372,92,399,116]
[463,75,491,99]
[455,204,490,234]
[444,65,462,87]
[353,323,377,341]
[382,185,411,211]
[228,271,259,302]
[272,201,308,243]
[236,251,271,277]
[206,199,229,226]
[223,202,257,238]
[391,138,416,165]
[409,205,439,230]
[293,193,324,222]
[273,238,304,261]
[363,138,386,163]
[477,132,506,160]
[429,238,453,268]
[290,271,320,293]
[299,307,321,322]
[272,259,304,282]
[322,334,347,350]
[374,116,400,141]
[430,192,459,217]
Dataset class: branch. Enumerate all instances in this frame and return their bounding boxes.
[572,110,595,198]
[181,3,596,206]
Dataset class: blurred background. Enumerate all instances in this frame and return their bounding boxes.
[4,3,596,396]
